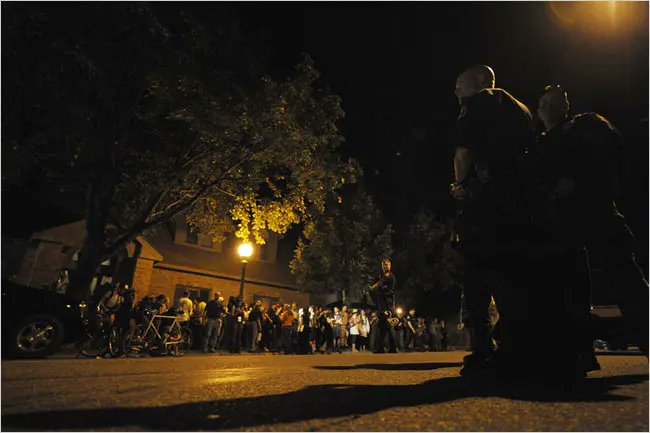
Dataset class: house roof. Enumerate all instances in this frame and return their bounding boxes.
[126,236,163,262]
[145,225,299,289]
[32,220,163,262]
[31,220,86,246]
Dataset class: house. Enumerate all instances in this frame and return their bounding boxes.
[13,217,336,308]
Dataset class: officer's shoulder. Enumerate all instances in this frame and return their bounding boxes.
[471,88,500,105]
[572,112,615,129]
[573,112,621,139]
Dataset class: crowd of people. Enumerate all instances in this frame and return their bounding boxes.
[87,283,452,356]
[164,290,451,355]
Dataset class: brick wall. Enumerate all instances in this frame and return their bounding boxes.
[148,266,310,307]
[132,258,154,299]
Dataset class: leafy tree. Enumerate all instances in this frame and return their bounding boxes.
[393,210,463,310]
[290,188,393,303]
[2,4,358,298]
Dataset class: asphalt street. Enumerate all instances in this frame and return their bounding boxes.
[1,351,648,431]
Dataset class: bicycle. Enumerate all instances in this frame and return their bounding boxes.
[77,302,121,358]
[124,310,192,357]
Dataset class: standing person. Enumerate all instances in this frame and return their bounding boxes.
[268,303,280,352]
[115,285,137,341]
[450,65,535,378]
[332,307,342,350]
[369,311,379,352]
[405,309,418,351]
[195,298,207,323]
[429,318,441,352]
[339,305,349,350]
[227,302,244,354]
[203,293,224,353]
[246,301,263,353]
[308,306,318,353]
[349,310,360,352]
[97,282,123,350]
[439,320,449,352]
[416,317,427,351]
[53,269,69,294]
[177,291,193,325]
[318,309,335,354]
[535,85,649,361]
[359,310,370,351]
[279,304,294,354]
[239,302,249,350]
[261,308,273,352]
[368,258,397,353]
[297,306,312,354]
[290,303,300,353]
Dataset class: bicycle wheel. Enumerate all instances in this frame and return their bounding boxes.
[107,327,123,358]
[77,330,105,358]
[124,324,146,355]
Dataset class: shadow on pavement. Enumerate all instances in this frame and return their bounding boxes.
[2,373,647,431]
[313,362,463,371]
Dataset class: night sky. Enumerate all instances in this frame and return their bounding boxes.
[5,2,649,256]
[226,2,649,241]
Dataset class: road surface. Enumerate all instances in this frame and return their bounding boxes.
[2,351,648,431]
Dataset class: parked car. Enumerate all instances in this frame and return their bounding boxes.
[1,280,82,358]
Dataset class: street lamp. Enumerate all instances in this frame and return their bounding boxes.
[237,242,253,302]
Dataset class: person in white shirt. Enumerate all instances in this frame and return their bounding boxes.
[359,310,370,351]
[177,291,193,323]
[349,310,360,352]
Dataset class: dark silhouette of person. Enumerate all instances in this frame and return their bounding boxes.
[450,65,536,378]
[369,258,397,353]
[535,85,649,358]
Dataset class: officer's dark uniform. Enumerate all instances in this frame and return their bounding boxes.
[371,271,397,353]
[454,88,535,373]
[535,112,648,356]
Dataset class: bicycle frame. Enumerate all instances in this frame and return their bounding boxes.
[133,313,187,352]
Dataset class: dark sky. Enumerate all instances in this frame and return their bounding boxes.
[224,2,649,237]
[5,2,648,246]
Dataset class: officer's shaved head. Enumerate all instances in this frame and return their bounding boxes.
[538,85,570,131]
[455,65,495,104]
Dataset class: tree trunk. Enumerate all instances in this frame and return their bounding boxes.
[67,177,114,300]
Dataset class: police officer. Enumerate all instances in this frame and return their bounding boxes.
[536,85,648,357]
[450,65,536,378]
[369,258,397,353]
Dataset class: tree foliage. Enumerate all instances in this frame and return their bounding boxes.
[290,189,393,302]
[2,4,358,297]
[393,210,463,309]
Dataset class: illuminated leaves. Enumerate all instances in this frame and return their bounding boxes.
[3,5,358,268]
[290,190,393,300]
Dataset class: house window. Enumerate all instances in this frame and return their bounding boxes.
[253,294,279,311]
[186,226,198,245]
[174,285,211,305]
[200,236,213,248]
[259,243,269,261]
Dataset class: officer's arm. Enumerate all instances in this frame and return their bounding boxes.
[454,147,474,183]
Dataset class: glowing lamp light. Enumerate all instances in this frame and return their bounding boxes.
[395,307,403,315]
[237,243,253,260]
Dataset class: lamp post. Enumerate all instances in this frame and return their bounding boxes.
[237,242,253,303]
